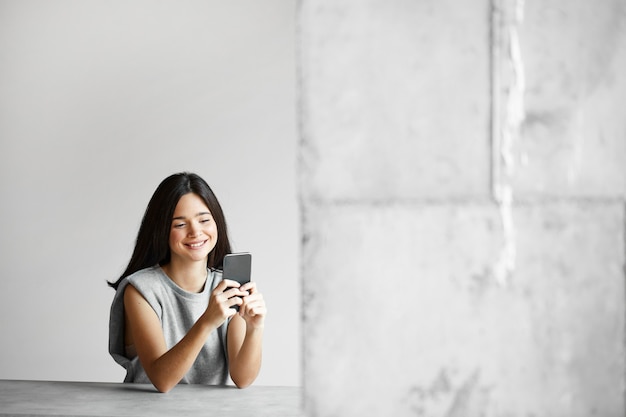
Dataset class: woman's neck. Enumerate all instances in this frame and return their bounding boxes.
[161,259,208,293]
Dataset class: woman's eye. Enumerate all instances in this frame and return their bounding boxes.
[174,223,186,228]
[200,218,211,223]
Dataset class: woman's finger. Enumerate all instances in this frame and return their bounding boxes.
[240,281,257,294]
[240,297,266,317]
[220,279,243,292]
[227,295,244,309]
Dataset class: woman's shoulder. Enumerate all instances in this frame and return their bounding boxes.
[126,265,163,281]
[121,266,169,315]
[123,265,168,292]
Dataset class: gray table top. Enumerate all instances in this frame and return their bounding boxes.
[0,379,303,416]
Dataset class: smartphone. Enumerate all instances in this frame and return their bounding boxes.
[222,252,252,311]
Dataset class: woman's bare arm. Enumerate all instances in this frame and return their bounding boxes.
[124,281,245,392]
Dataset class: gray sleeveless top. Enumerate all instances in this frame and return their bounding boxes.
[108,266,229,385]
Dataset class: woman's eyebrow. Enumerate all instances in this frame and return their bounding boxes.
[172,211,212,220]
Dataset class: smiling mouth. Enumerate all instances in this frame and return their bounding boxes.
[186,240,207,249]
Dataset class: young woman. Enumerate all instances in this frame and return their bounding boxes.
[108,172,265,392]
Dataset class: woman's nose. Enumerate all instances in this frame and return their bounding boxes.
[188,223,201,237]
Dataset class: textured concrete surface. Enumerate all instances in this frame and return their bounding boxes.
[0,380,303,416]
[302,203,623,416]
[299,0,626,416]
[299,0,492,202]
[510,0,626,198]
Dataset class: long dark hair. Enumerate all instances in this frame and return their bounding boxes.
[108,172,232,290]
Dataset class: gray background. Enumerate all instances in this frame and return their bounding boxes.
[0,0,299,386]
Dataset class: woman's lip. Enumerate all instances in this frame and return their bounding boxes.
[185,240,207,248]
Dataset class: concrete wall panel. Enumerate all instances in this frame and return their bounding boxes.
[302,203,502,416]
[299,1,492,202]
[511,1,626,197]
[510,201,625,415]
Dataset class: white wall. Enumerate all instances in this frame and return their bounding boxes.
[0,0,300,386]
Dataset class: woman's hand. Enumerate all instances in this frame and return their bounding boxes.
[238,281,266,330]
[202,279,249,328]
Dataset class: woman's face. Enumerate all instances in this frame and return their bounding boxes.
[168,193,218,265]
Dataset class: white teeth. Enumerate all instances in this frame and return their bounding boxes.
[188,241,205,248]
